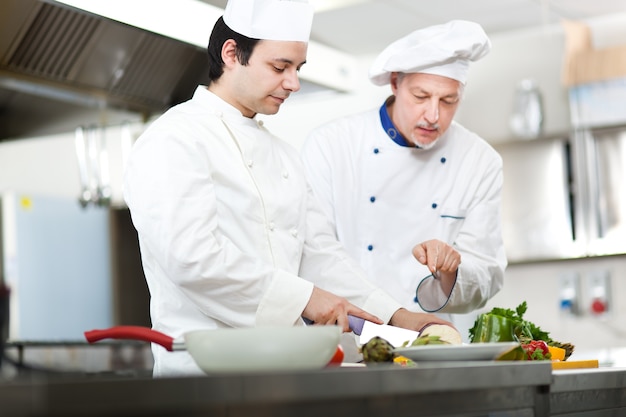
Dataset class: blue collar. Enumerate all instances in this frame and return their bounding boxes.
[378,101,412,147]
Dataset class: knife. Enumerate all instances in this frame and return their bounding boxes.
[348,315,420,347]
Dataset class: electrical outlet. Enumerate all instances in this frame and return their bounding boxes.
[586,270,611,317]
[558,272,581,316]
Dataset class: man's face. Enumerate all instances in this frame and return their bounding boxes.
[230,39,307,117]
[389,72,462,149]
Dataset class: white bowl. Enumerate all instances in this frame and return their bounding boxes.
[184,326,342,373]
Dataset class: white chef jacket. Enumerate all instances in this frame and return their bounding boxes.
[301,105,507,336]
[123,87,402,376]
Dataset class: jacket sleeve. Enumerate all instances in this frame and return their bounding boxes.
[300,124,402,322]
[124,118,313,329]
[417,150,507,314]
[298,182,401,324]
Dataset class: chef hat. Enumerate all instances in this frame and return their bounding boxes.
[223,0,314,42]
[369,20,491,86]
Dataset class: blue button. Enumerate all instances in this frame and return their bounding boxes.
[432,203,437,209]
[373,148,379,154]
[370,196,376,203]
[413,296,419,303]
[440,157,446,164]
[367,245,373,251]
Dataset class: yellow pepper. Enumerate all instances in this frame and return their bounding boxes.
[548,345,566,361]
[393,355,414,366]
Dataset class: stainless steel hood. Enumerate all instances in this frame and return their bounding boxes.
[0,0,210,140]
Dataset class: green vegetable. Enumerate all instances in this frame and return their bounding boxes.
[360,336,396,363]
[469,301,551,344]
[408,334,450,346]
[469,313,521,343]
[470,301,575,361]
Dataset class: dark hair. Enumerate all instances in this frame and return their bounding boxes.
[207,16,261,83]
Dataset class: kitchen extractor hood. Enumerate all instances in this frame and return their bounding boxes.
[0,0,354,141]
[0,0,209,139]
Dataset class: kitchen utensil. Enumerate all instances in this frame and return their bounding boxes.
[510,78,544,139]
[552,359,599,370]
[74,127,92,207]
[0,199,8,370]
[85,325,341,373]
[0,285,9,371]
[348,316,421,347]
[74,126,111,207]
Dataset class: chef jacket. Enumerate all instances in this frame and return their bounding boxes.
[124,87,402,376]
[301,104,507,333]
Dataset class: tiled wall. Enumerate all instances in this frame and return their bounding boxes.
[480,254,626,366]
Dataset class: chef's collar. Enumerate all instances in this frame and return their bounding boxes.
[197,86,259,128]
[379,97,415,148]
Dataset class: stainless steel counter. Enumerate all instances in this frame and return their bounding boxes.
[550,367,626,416]
[1,361,552,417]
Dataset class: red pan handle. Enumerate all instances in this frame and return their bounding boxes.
[84,326,175,351]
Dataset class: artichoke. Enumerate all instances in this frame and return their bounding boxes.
[360,336,396,363]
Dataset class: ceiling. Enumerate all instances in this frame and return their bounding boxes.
[203,0,626,55]
[1,0,625,141]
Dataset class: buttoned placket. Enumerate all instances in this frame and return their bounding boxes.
[365,146,381,253]
[430,155,448,212]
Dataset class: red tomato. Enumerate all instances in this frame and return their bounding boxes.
[327,345,344,366]
[522,340,550,360]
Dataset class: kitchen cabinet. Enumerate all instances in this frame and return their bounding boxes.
[568,78,626,258]
[572,126,626,257]
[551,368,626,416]
[495,137,580,262]
[494,89,626,263]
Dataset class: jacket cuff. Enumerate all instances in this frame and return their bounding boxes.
[361,289,403,324]
[255,269,314,326]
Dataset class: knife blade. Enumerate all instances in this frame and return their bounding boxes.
[348,316,420,347]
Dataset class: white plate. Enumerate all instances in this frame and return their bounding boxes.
[394,342,520,362]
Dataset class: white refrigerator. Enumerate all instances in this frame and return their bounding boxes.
[0,191,113,341]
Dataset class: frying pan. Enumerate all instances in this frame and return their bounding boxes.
[85,325,342,373]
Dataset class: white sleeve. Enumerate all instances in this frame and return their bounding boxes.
[418,152,507,314]
[124,121,313,328]
[298,182,401,324]
[300,125,401,322]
